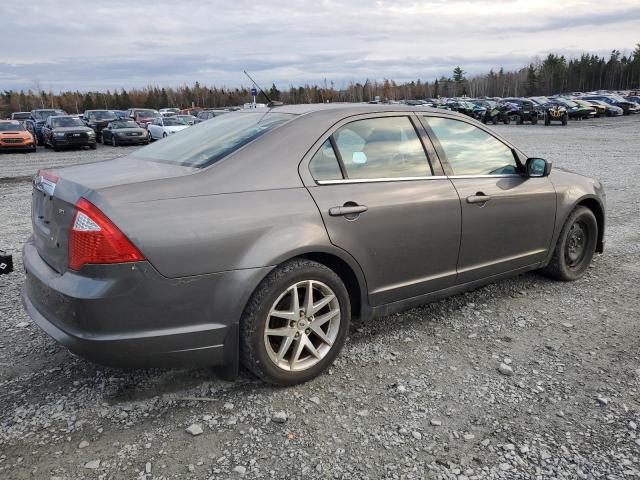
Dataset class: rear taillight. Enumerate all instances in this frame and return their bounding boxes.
[68,198,144,271]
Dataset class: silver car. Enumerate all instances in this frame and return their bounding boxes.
[22,104,605,385]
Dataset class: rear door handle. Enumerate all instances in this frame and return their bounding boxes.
[329,205,368,216]
[466,193,492,205]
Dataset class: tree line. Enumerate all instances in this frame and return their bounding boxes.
[2,45,639,117]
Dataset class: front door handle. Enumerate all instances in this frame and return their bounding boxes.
[329,204,368,217]
[466,193,492,205]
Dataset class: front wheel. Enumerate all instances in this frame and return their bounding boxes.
[240,259,351,385]
[541,206,597,281]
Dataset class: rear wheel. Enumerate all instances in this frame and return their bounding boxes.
[542,206,597,281]
[240,259,350,385]
[162,132,168,138]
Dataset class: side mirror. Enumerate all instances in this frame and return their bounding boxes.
[525,157,552,177]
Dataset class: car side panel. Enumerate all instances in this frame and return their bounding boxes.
[92,187,335,279]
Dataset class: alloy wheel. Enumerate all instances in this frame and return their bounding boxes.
[263,280,340,372]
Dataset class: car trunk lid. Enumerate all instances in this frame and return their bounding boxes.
[31,158,195,274]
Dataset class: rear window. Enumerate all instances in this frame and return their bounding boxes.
[132,112,294,168]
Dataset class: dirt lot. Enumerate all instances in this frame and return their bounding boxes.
[1,117,639,479]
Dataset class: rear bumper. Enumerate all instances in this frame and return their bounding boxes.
[21,237,270,369]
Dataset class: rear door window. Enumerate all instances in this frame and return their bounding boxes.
[331,116,431,180]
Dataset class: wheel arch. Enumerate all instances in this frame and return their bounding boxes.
[247,247,370,323]
[576,197,605,253]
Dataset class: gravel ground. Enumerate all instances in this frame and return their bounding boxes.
[0,117,639,479]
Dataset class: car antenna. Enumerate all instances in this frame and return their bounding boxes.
[243,70,283,107]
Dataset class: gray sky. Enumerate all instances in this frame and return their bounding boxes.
[1,0,639,92]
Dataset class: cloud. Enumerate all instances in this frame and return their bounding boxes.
[0,0,638,91]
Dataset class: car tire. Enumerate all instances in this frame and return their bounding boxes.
[544,115,551,126]
[112,136,118,147]
[162,132,168,138]
[562,114,568,126]
[89,143,97,150]
[503,116,510,125]
[531,116,538,125]
[517,116,524,125]
[240,259,351,386]
[492,116,498,125]
[541,206,598,282]
[52,141,60,152]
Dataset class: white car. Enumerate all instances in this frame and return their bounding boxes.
[159,108,180,117]
[147,116,189,140]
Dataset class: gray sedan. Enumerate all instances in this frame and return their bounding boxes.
[22,104,605,385]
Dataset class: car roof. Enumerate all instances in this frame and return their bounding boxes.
[0,120,21,124]
[236,103,451,117]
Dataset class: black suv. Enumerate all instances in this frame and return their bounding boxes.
[501,98,540,124]
[83,110,118,141]
[41,116,97,151]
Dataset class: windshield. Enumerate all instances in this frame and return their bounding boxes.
[112,121,139,129]
[136,110,160,118]
[559,99,578,107]
[88,111,117,120]
[0,123,25,131]
[530,97,550,104]
[163,117,187,126]
[34,110,65,120]
[52,117,85,128]
[132,112,294,168]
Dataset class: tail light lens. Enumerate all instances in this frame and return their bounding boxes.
[68,198,144,271]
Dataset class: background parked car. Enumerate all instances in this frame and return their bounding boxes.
[101,119,149,146]
[25,109,67,145]
[159,108,180,116]
[83,110,118,140]
[195,109,230,123]
[41,115,96,151]
[555,98,596,120]
[127,108,161,127]
[147,115,189,140]
[176,114,198,125]
[0,120,36,152]
[573,99,605,117]
[580,95,636,115]
[10,112,31,125]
